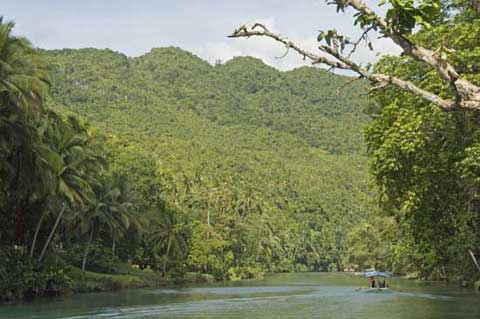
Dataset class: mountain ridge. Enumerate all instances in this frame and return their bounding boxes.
[44,46,370,154]
[40,45,375,271]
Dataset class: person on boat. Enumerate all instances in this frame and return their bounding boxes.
[370,276,376,288]
[382,279,387,288]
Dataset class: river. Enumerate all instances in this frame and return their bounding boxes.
[1,273,479,318]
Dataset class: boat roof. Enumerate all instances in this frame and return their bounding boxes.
[364,271,391,278]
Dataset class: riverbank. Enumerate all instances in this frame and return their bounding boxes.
[1,264,216,304]
[1,258,265,304]
[69,263,266,294]
[70,267,216,294]
[71,269,170,293]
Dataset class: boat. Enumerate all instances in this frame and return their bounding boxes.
[355,270,392,292]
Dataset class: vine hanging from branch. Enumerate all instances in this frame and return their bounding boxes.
[228,0,480,111]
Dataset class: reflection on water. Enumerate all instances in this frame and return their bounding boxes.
[1,273,478,319]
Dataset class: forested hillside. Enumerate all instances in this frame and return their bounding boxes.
[45,47,369,154]
[43,47,374,274]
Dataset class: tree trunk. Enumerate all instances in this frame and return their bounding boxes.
[471,0,480,12]
[38,204,66,264]
[14,206,26,245]
[112,233,116,255]
[469,250,480,273]
[162,234,173,276]
[13,150,25,245]
[82,223,95,272]
[30,213,45,258]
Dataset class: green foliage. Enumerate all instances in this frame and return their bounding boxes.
[0,16,52,246]
[43,48,370,154]
[364,7,480,279]
[0,16,147,301]
[227,266,264,281]
[39,45,375,280]
[384,0,441,32]
[66,243,120,273]
[330,0,441,34]
[148,208,187,275]
[187,221,234,280]
[0,247,72,302]
[343,216,399,271]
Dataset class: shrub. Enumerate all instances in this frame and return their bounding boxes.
[65,242,120,273]
[0,247,72,302]
[227,266,264,281]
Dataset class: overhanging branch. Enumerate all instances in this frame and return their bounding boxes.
[229,24,351,70]
[229,23,471,111]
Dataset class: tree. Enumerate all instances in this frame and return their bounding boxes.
[69,173,137,272]
[187,220,233,279]
[0,16,50,245]
[149,208,186,276]
[36,111,105,264]
[363,6,480,278]
[0,17,49,113]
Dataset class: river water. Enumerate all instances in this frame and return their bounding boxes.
[1,273,479,319]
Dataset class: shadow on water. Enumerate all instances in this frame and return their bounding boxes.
[1,273,478,319]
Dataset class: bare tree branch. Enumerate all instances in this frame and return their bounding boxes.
[275,46,290,59]
[229,24,350,70]
[229,24,464,111]
[346,25,374,58]
[371,74,456,110]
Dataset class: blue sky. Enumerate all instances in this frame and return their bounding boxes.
[3,0,399,70]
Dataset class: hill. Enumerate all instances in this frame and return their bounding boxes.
[42,47,374,272]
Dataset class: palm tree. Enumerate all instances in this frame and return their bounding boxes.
[69,173,138,272]
[34,111,105,263]
[233,184,263,219]
[0,17,49,114]
[107,175,141,255]
[0,16,51,245]
[149,208,186,276]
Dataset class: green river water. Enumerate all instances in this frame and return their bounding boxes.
[1,273,479,319]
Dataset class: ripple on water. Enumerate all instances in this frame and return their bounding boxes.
[60,295,296,319]
[58,286,456,319]
[5,274,475,319]
[151,286,306,295]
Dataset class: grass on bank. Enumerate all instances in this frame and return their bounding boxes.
[70,263,216,293]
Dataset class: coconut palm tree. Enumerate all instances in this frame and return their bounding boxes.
[0,16,51,245]
[107,175,141,255]
[149,208,186,276]
[0,17,49,114]
[69,173,138,271]
[35,111,105,263]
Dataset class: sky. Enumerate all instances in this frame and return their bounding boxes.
[2,0,401,70]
